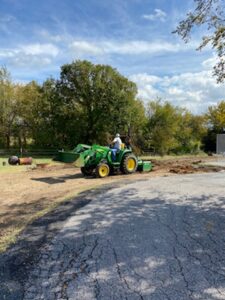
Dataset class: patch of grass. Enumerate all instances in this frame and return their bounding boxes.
[0,228,21,253]
[0,156,61,173]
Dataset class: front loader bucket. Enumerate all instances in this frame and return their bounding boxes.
[55,151,80,163]
[54,144,91,164]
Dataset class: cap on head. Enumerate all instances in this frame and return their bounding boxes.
[116,133,120,137]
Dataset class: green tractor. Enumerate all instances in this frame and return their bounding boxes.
[56,144,152,178]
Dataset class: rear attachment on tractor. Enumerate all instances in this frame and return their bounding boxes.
[138,160,152,172]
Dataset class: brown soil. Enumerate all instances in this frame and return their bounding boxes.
[0,156,222,252]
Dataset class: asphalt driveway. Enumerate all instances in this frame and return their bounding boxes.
[2,172,225,299]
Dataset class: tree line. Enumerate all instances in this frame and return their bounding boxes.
[0,60,224,155]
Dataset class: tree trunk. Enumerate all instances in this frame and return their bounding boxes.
[18,134,22,149]
[6,134,10,149]
[23,134,27,147]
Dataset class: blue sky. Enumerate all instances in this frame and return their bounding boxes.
[0,0,224,113]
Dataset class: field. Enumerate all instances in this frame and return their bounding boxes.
[0,154,222,253]
[0,157,61,173]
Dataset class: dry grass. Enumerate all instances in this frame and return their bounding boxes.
[0,164,141,253]
[0,181,98,253]
[0,157,61,173]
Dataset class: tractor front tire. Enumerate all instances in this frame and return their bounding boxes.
[81,167,94,176]
[96,163,110,178]
[121,154,138,174]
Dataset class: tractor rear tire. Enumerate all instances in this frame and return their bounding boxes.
[120,153,138,174]
[96,163,110,178]
[81,167,94,176]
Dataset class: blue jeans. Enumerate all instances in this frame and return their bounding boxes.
[111,148,118,161]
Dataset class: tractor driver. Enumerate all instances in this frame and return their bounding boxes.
[111,133,122,161]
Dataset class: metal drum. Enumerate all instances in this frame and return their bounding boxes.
[19,157,33,165]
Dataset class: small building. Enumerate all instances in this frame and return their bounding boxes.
[216,134,225,154]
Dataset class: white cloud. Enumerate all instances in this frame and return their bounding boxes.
[130,66,224,114]
[0,49,16,58]
[38,29,63,42]
[70,41,103,55]
[202,55,218,70]
[20,43,59,57]
[105,40,176,54]
[0,43,59,69]
[143,9,167,22]
[0,43,59,59]
[10,55,52,68]
[70,39,198,57]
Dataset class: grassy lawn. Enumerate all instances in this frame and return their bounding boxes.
[0,156,60,173]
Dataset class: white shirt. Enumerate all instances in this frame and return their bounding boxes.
[113,137,122,150]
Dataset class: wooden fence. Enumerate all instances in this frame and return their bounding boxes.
[0,148,157,157]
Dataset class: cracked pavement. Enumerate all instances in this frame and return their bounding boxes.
[2,172,225,299]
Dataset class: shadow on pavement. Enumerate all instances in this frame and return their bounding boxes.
[1,180,225,299]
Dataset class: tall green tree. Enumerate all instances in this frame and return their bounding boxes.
[0,67,19,148]
[145,100,207,155]
[145,100,181,155]
[17,81,45,147]
[207,100,225,131]
[201,102,225,152]
[55,60,140,146]
[174,0,225,83]
[175,111,207,154]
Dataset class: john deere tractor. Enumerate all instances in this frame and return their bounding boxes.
[56,144,152,178]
